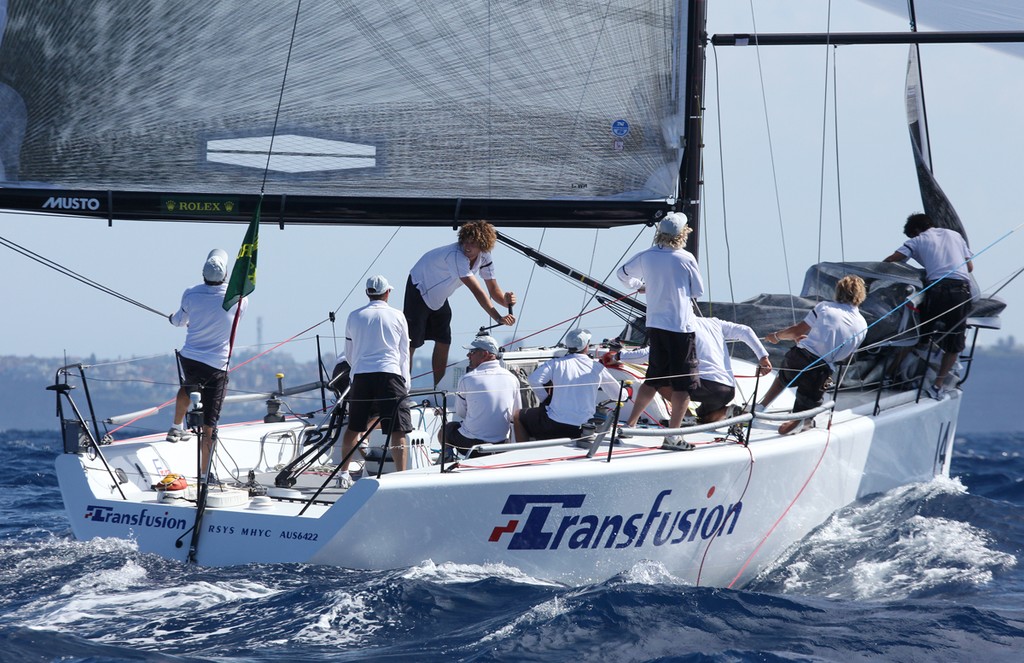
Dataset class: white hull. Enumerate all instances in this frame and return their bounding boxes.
[55,359,959,587]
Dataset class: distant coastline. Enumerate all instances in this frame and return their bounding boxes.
[2,342,1022,433]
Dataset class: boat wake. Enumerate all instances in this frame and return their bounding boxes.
[750,476,1017,600]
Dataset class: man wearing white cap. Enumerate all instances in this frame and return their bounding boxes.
[339,275,413,481]
[514,329,621,442]
[440,335,521,454]
[616,212,704,450]
[167,249,249,478]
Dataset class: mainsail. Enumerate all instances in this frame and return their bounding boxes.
[0,0,690,227]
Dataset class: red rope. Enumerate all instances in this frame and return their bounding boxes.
[105,318,328,438]
[724,420,835,589]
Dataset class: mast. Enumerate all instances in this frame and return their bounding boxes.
[680,0,708,258]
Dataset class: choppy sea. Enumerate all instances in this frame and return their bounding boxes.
[1,430,1021,663]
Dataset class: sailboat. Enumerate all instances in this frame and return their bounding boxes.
[0,1,1014,587]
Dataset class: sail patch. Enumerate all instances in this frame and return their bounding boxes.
[206,135,377,173]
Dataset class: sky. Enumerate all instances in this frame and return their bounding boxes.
[1,0,1022,367]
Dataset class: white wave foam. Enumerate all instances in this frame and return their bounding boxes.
[0,535,139,585]
[850,514,1017,600]
[766,477,1016,599]
[15,563,280,636]
[293,589,384,647]
[478,595,571,645]
[618,559,687,586]
[402,559,562,586]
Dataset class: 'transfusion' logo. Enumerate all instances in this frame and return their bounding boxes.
[85,505,187,530]
[489,490,741,551]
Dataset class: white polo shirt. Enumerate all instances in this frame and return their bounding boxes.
[528,353,622,426]
[170,283,248,370]
[617,245,704,332]
[345,300,411,385]
[693,317,768,386]
[799,301,868,368]
[897,227,973,282]
[410,243,496,310]
[456,359,522,443]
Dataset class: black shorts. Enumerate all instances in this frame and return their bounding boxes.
[688,379,735,421]
[645,328,700,392]
[346,372,413,435]
[179,356,227,427]
[778,347,833,413]
[921,280,972,354]
[518,406,582,441]
[442,421,489,451]
[403,276,453,348]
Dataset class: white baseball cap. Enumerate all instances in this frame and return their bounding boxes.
[203,249,228,282]
[565,328,592,351]
[658,212,689,237]
[365,275,393,295]
[465,335,500,355]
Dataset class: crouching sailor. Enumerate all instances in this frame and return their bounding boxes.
[759,275,868,435]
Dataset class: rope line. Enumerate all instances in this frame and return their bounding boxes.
[0,233,170,318]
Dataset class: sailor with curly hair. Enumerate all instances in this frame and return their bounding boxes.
[404,220,517,386]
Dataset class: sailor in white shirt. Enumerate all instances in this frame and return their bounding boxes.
[514,329,621,441]
[884,212,974,395]
[616,212,704,449]
[440,335,522,453]
[340,275,413,478]
[404,220,517,387]
[167,248,248,477]
[760,275,869,435]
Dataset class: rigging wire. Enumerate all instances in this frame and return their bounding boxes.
[815,2,834,268]
[0,233,170,318]
[833,48,847,262]
[511,228,547,344]
[746,0,797,323]
[259,0,304,195]
[709,44,738,311]
[331,227,404,318]
[553,224,650,347]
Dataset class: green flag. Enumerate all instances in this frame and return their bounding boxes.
[223,204,260,310]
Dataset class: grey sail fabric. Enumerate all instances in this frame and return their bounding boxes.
[0,1,686,209]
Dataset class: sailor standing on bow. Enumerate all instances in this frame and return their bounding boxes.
[167,249,248,481]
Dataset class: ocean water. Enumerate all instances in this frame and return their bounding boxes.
[1,430,1021,663]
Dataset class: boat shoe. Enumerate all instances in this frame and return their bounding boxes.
[166,427,193,443]
[662,434,695,451]
[778,418,816,436]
